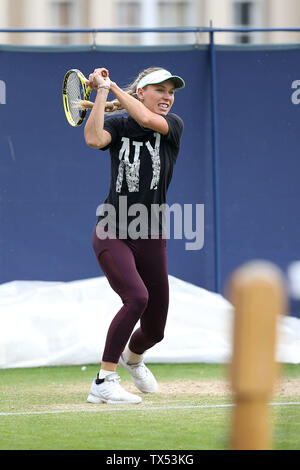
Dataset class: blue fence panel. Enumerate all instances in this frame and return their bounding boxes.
[216,46,300,291]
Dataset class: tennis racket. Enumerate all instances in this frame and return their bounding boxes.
[62,68,108,127]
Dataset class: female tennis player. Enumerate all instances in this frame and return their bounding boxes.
[84,66,185,404]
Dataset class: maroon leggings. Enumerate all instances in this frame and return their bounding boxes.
[92,226,169,364]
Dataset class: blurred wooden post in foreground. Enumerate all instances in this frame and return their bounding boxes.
[226,261,286,450]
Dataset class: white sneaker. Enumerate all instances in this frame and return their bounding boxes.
[87,372,142,404]
[119,354,158,393]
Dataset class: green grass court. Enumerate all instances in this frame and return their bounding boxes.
[0,363,299,450]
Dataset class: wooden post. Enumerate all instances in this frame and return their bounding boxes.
[226,261,286,450]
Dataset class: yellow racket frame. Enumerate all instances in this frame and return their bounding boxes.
[62,69,92,127]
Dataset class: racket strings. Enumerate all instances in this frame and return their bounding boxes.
[66,73,85,124]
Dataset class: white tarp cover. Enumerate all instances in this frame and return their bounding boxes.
[0,275,299,368]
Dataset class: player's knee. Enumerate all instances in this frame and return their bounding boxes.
[126,289,149,315]
[134,292,149,311]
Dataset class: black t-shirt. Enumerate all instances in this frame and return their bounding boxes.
[97,112,184,238]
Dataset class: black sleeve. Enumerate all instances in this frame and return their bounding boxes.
[99,116,122,151]
[163,113,184,148]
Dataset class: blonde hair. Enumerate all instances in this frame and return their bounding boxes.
[104,66,164,114]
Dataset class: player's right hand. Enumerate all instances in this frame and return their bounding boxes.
[86,68,110,90]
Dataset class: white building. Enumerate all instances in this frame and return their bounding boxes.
[0,0,300,46]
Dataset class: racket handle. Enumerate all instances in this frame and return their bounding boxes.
[101,70,109,78]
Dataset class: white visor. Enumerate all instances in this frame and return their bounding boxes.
[136,69,185,92]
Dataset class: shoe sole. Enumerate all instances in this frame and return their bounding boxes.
[119,355,158,393]
[87,393,141,404]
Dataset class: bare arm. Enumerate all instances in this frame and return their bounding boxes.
[84,69,112,149]
[84,88,112,148]
[109,81,169,135]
